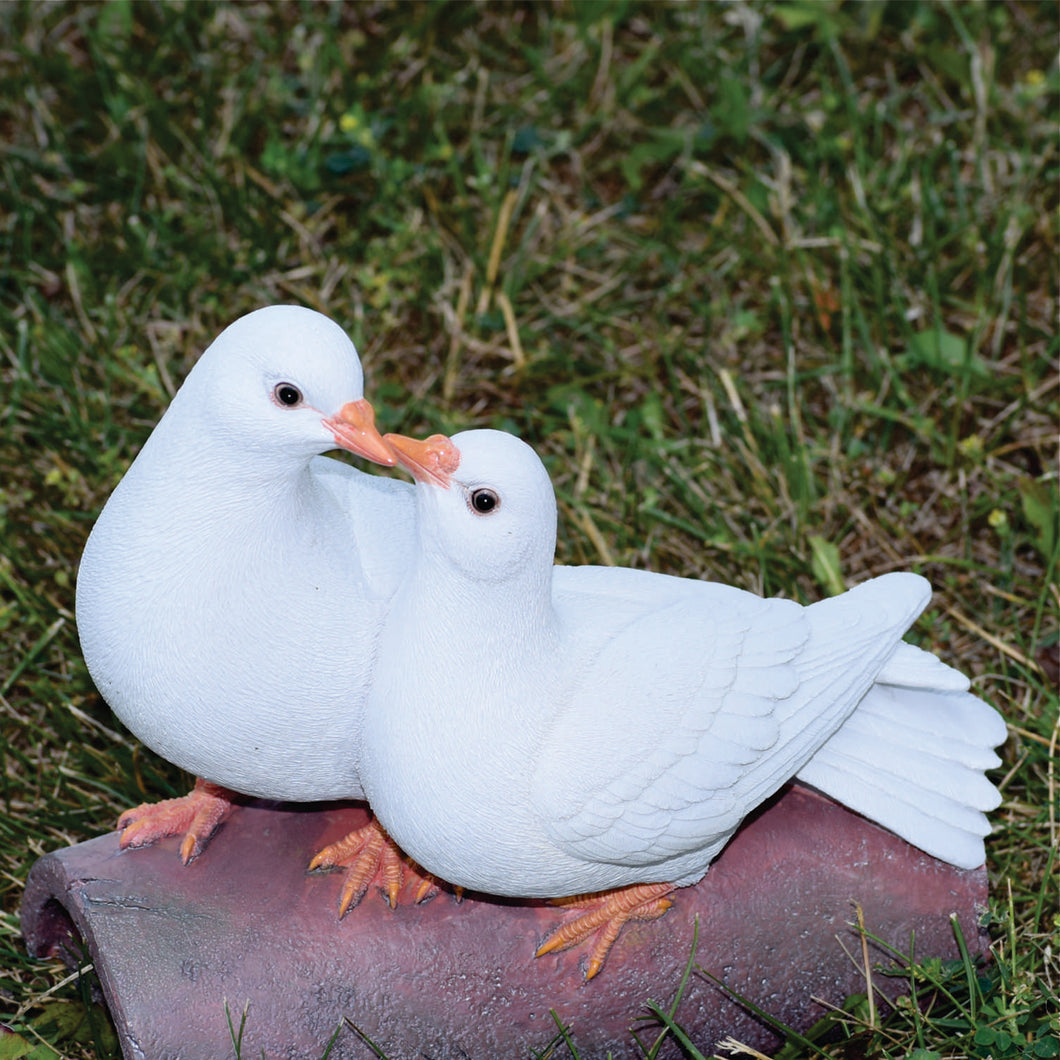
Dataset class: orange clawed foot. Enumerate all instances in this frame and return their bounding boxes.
[536,881,676,980]
[308,814,454,916]
[117,777,237,864]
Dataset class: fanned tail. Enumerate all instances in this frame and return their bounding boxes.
[797,647,1007,870]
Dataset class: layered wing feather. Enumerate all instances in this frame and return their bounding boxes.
[533,573,932,871]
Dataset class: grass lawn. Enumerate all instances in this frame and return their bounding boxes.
[1,1,1057,1056]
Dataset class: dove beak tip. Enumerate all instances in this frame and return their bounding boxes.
[325,399,396,466]
[384,433,459,487]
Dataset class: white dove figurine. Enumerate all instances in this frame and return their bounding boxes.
[76,305,428,906]
[368,428,1007,979]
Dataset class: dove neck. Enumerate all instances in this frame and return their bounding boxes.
[402,541,559,657]
[104,408,334,561]
[152,390,322,490]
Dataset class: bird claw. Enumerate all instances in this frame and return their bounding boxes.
[536,881,675,980]
[117,778,236,865]
[308,815,447,915]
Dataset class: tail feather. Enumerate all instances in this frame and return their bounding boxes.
[876,641,970,692]
[821,682,1006,770]
[808,728,1001,814]
[797,682,1006,870]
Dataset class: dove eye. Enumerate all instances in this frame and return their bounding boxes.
[469,488,500,515]
[273,383,303,407]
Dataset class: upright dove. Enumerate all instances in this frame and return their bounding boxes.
[369,428,1007,979]
[76,306,420,893]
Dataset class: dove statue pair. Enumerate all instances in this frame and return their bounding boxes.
[76,305,1006,979]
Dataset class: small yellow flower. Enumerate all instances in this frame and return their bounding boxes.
[339,112,360,134]
[988,508,1008,531]
[1025,69,1045,88]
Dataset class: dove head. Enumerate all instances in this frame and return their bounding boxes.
[387,428,557,584]
[173,305,394,467]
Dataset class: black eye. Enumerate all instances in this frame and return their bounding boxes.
[274,383,303,407]
[469,488,499,515]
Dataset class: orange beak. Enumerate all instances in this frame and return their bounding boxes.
[324,399,396,466]
[384,432,460,488]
